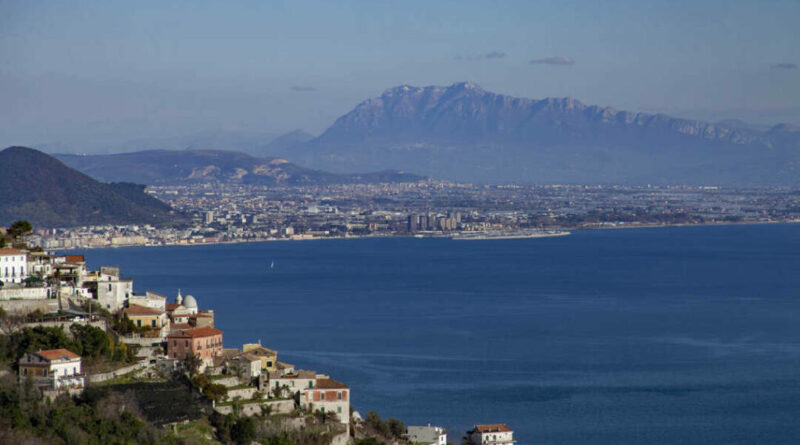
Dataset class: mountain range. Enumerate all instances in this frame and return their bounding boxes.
[54,150,424,186]
[0,147,177,227]
[266,82,800,185]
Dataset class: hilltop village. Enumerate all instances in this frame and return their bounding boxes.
[0,238,516,445]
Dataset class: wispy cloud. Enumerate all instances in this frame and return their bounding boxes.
[455,51,507,61]
[771,62,798,70]
[529,56,574,66]
[291,85,317,92]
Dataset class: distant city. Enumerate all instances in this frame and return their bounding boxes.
[31,182,800,249]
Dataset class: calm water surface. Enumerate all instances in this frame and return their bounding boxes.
[72,224,800,444]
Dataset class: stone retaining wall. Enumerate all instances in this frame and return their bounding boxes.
[88,361,150,383]
[118,335,165,347]
[19,320,107,333]
[226,386,260,400]
[0,287,50,300]
[213,399,294,416]
[0,299,58,315]
[208,375,241,387]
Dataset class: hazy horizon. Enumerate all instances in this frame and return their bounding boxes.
[2,0,799,153]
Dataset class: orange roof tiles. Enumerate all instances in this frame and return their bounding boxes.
[37,349,80,361]
[0,248,23,256]
[314,379,349,389]
[168,326,222,339]
[123,305,164,316]
[170,323,192,331]
[474,425,512,433]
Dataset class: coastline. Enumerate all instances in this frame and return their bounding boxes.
[51,219,800,251]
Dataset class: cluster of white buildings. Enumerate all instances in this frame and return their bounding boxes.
[6,247,515,443]
[404,423,515,445]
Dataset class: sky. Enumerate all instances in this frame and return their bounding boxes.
[1,0,798,152]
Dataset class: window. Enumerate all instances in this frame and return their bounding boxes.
[137,320,142,327]
[337,407,342,413]
[321,392,325,400]
[151,320,156,327]
[337,391,342,400]
[43,369,47,377]
[173,340,176,347]
[23,368,27,376]
[108,284,112,291]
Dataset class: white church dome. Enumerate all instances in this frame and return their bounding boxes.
[183,294,198,309]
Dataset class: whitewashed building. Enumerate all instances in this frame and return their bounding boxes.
[128,290,167,311]
[301,378,350,424]
[0,248,28,284]
[18,349,84,393]
[467,424,515,445]
[407,425,447,445]
[96,266,132,311]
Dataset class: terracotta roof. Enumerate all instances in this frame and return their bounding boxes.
[246,345,277,356]
[165,303,180,312]
[37,349,80,361]
[188,313,213,319]
[276,361,295,369]
[170,322,192,331]
[0,248,23,256]
[473,425,512,433]
[314,378,349,389]
[123,305,164,316]
[222,348,240,358]
[237,352,261,362]
[63,255,85,263]
[168,326,223,339]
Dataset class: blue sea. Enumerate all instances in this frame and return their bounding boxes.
[72,224,800,444]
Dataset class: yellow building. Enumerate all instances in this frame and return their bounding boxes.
[242,342,278,372]
[123,304,168,337]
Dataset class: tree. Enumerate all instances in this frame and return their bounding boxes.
[7,221,32,240]
[70,324,112,357]
[203,383,227,402]
[386,417,405,438]
[315,409,338,424]
[231,416,257,444]
[182,353,202,377]
[210,412,234,443]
